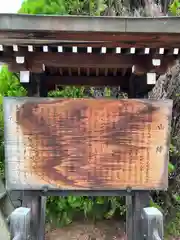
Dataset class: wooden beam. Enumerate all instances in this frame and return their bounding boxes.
[1,32,180,48]
[44,75,129,86]
[132,192,150,240]
[31,52,151,68]
[2,52,177,75]
[0,14,180,34]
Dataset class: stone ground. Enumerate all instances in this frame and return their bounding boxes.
[45,220,180,240]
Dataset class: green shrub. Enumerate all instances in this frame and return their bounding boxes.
[0,66,26,177]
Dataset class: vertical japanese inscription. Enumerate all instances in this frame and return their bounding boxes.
[146,105,151,183]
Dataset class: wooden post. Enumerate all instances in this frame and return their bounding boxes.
[39,196,47,240]
[142,207,163,240]
[22,194,46,240]
[10,207,31,240]
[39,73,48,97]
[21,73,38,97]
[132,191,150,240]
[126,195,133,240]
[37,73,47,240]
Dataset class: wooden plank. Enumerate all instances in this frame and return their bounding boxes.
[3,98,172,190]
[0,14,180,34]
[1,37,180,48]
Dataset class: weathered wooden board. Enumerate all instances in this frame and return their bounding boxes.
[3,97,172,190]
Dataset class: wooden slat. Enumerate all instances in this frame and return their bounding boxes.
[43,76,129,86]
[4,98,172,191]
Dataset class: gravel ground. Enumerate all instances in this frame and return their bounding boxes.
[45,220,126,240]
[45,220,180,240]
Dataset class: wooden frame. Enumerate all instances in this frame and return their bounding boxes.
[3,97,172,191]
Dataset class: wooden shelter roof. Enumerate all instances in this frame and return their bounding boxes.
[0,14,180,89]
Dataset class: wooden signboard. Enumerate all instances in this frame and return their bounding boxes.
[3,97,172,191]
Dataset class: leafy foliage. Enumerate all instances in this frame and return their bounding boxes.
[48,86,85,98]
[18,0,67,15]
[18,0,106,15]
[46,196,126,226]
[169,0,180,16]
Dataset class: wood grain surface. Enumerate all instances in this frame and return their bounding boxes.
[3,97,173,190]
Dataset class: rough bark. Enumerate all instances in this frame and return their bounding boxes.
[149,61,180,153]
[147,57,180,224]
[150,61,180,183]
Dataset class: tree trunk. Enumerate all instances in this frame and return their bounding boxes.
[149,60,180,219]
[149,61,180,154]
